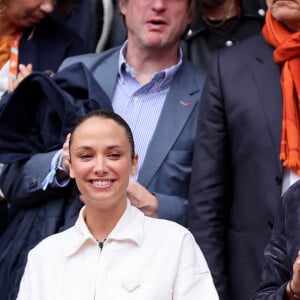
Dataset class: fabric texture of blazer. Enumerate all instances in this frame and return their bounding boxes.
[188,33,284,300]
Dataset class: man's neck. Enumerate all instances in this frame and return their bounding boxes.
[124,41,180,85]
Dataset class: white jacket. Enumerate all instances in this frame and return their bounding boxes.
[17,202,218,300]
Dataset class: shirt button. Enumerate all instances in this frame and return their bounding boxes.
[133,96,138,103]
[225,40,233,47]
[258,9,265,16]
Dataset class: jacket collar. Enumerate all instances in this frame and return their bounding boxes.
[63,200,144,257]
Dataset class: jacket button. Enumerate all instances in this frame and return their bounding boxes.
[258,9,265,17]
[275,176,282,185]
[225,40,233,47]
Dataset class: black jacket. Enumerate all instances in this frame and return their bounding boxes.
[183,0,267,70]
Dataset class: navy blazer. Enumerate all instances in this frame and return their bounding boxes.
[252,180,300,299]
[188,34,284,300]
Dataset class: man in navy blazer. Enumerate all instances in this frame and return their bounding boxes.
[188,32,284,300]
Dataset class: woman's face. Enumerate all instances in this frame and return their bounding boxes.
[266,0,300,31]
[3,0,56,29]
[69,117,138,212]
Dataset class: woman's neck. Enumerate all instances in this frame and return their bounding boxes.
[83,202,127,242]
[0,16,22,36]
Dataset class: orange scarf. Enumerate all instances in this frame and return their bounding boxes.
[262,10,300,175]
[0,33,21,78]
[0,36,14,69]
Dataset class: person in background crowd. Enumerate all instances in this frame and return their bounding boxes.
[0,0,205,298]
[0,0,87,235]
[0,0,87,96]
[188,0,299,299]
[184,0,267,70]
[252,180,300,299]
[16,109,219,300]
[251,0,300,298]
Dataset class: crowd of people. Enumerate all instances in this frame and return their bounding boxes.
[1,0,300,299]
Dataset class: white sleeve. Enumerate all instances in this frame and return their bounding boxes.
[173,232,219,300]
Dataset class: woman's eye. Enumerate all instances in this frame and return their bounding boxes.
[108,153,120,159]
[80,154,92,160]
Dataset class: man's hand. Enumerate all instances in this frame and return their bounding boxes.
[127,178,158,218]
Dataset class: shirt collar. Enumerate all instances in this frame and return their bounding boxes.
[117,40,182,90]
[63,200,144,257]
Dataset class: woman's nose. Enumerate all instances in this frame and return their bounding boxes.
[93,158,108,175]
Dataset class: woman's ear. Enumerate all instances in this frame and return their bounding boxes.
[131,154,138,175]
[69,162,75,179]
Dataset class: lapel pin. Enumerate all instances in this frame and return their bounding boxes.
[180,100,190,107]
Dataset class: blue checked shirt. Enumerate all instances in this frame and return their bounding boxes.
[112,43,182,178]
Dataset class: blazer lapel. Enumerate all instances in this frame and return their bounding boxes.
[91,50,120,99]
[138,62,204,187]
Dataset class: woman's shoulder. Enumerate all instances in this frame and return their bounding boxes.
[28,226,75,259]
[143,216,193,242]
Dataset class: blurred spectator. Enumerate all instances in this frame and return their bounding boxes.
[252,180,300,299]
[188,1,294,299]
[184,0,267,70]
[0,0,87,234]
[0,0,87,96]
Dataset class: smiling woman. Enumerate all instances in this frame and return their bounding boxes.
[68,111,138,241]
[16,110,219,300]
